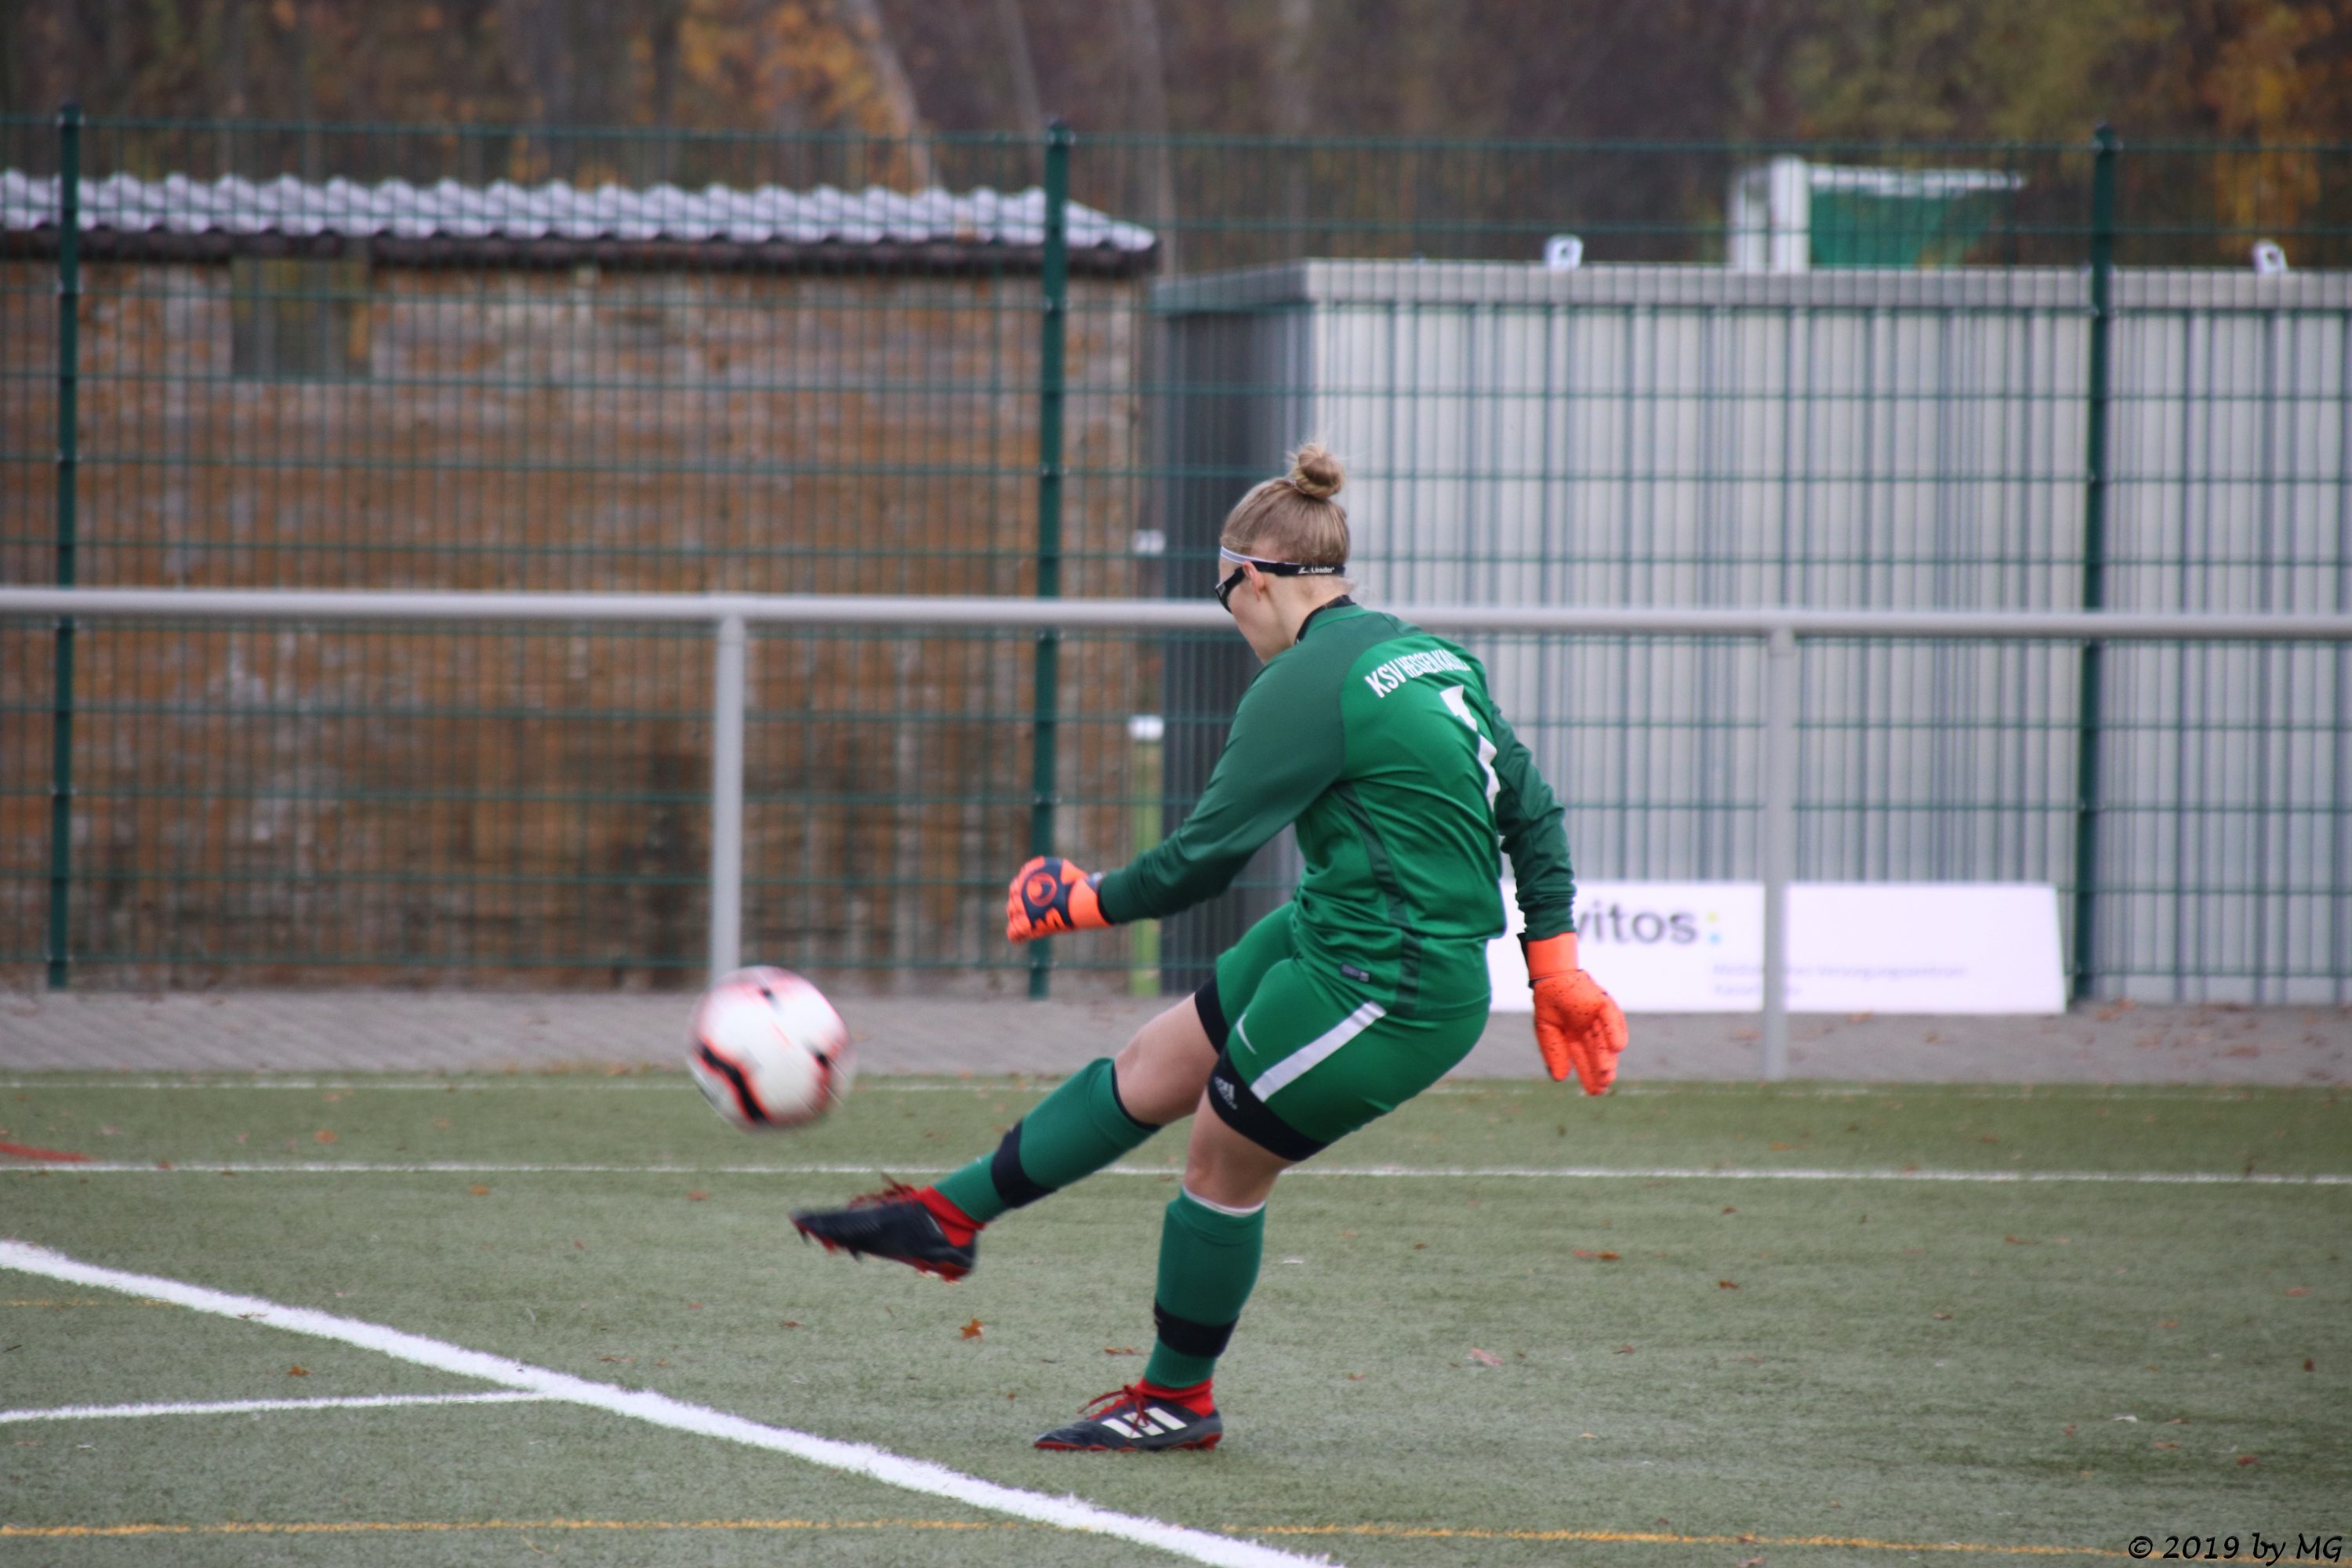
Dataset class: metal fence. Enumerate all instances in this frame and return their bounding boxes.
[6,591,2349,1035]
[4,113,2350,1000]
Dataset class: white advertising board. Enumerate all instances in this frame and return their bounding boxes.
[1486,881,2065,1014]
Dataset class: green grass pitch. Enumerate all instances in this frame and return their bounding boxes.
[2,1073,2347,1566]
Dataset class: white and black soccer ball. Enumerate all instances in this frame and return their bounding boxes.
[685,966,855,1131]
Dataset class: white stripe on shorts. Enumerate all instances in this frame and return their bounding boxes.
[1247,1000,1387,1100]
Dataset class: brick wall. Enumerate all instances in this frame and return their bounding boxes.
[2,257,1150,989]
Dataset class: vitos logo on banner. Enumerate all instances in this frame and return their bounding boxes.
[1487,881,2066,1014]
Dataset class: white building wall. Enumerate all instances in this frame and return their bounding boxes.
[1155,261,2352,1001]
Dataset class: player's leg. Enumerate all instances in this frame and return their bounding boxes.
[1036,960,1486,1450]
[1031,1105,1280,1452]
[789,906,1295,1279]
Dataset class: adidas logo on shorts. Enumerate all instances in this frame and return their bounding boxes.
[1214,1076,1237,1108]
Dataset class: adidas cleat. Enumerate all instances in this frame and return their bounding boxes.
[1033,1384,1222,1452]
[789,1181,978,1282]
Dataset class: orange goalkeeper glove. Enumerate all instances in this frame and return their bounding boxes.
[1006,855,1112,942]
[1525,932,1627,1095]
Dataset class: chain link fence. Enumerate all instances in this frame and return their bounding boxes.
[4,114,2347,1000]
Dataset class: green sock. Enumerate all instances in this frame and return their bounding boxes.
[932,1057,1157,1224]
[1142,1189,1265,1388]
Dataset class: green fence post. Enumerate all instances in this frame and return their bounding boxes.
[45,102,82,992]
[1027,118,1072,1000]
[2070,123,2118,1004]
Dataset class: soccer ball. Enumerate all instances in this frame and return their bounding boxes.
[685,966,855,1131]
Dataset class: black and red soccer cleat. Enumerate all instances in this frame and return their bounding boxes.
[1033,1381,1222,1452]
[789,1181,979,1282]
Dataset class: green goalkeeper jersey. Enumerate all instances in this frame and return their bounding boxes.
[1096,599,1576,1019]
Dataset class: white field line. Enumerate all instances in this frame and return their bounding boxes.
[2,1160,2346,1185]
[0,1076,2307,1102]
[0,1240,1330,1568]
[1,1392,550,1424]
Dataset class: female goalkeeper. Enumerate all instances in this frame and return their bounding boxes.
[791,443,1626,1451]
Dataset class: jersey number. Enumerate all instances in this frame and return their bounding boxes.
[1439,685,1501,813]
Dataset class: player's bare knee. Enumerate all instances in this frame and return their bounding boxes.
[1181,1101,1286,1210]
[1112,998,1217,1126]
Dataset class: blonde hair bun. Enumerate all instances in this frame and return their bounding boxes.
[1287,443,1345,501]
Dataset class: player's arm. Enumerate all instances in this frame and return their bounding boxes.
[1102,657,1343,921]
[1478,681,1627,1095]
[1483,695,1574,942]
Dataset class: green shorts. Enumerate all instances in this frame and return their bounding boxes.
[1195,903,1489,1160]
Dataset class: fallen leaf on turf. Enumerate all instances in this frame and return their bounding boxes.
[154,1159,172,1170]
[1739,1557,1766,1567]
[685,1302,702,1310]
[1581,1432,1596,1439]
[469,1185,490,1196]
[2238,1454,2257,1466]
[2305,1359,2315,1372]
[314,1131,337,1145]
[1103,1347,1138,1356]
[960,1318,984,1340]
[1468,1348,1503,1367]
[2285,1287,2308,1297]
[2003,1235,2038,1246]
[1722,1206,1736,1214]
[1768,1141,1793,1151]
[2158,1320,2178,1327]
[1347,1373,1365,1381]
[1933,1311,1953,1320]
[288,1365,309,1377]
[1614,1344,1635,1354]
[599,1356,633,1363]
[780,1321,801,1330]
[2154,1442,2180,1450]
[2063,1425,2077,1436]
[1718,1279,1740,1290]
[686,1191,708,1201]
[1573,1249,1620,1261]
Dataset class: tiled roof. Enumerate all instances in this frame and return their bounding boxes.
[0,170,1154,254]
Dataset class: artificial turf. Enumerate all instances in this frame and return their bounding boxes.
[2,1073,2347,1568]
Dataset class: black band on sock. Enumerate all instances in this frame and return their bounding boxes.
[1206,1050,1328,1163]
[1153,1301,1239,1359]
[987,1122,1054,1210]
[1191,980,1229,1051]
[1105,1066,1159,1133]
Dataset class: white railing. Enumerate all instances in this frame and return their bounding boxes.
[8,587,2350,1077]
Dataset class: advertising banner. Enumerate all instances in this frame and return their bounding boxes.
[1487,881,2066,1014]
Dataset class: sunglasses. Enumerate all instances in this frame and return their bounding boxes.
[1214,549,1341,612]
